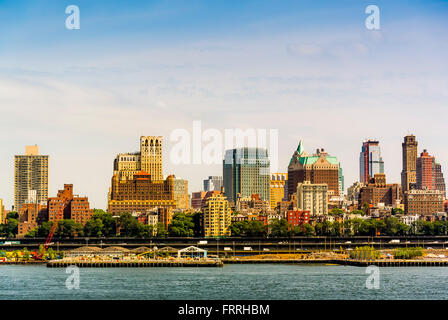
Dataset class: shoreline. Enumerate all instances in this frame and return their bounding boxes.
[3,258,448,267]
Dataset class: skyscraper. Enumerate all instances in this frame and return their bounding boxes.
[416,149,435,190]
[287,141,343,199]
[435,162,446,198]
[14,145,49,212]
[223,147,270,204]
[270,173,288,210]
[113,136,163,182]
[140,136,163,181]
[203,176,223,192]
[201,193,231,237]
[401,135,418,192]
[359,140,384,184]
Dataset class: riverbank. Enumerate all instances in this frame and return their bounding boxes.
[47,258,223,268]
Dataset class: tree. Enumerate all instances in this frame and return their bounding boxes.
[384,217,400,235]
[270,219,290,237]
[0,214,19,237]
[84,218,105,237]
[91,209,116,236]
[23,248,30,260]
[246,220,267,237]
[391,208,404,215]
[362,202,370,215]
[168,213,195,237]
[117,213,139,237]
[351,209,365,216]
[229,220,267,237]
[137,224,154,238]
[296,223,315,237]
[156,222,167,238]
[6,212,18,220]
[329,208,345,216]
[229,221,246,237]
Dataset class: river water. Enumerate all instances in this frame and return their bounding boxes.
[1,264,447,300]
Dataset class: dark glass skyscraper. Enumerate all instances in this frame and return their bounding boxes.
[223,148,270,204]
[359,140,384,184]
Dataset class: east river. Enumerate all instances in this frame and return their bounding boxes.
[1,264,447,299]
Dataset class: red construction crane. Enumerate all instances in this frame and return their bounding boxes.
[34,220,59,260]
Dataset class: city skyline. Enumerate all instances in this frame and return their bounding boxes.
[1,132,446,210]
[1,0,447,208]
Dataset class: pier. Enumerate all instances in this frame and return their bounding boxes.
[46,259,223,268]
[222,258,448,267]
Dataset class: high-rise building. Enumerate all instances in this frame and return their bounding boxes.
[404,189,444,216]
[401,135,418,192]
[48,184,93,226]
[287,141,343,199]
[435,162,446,198]
[296,181,328,216]
[114,136,163,182]
[223,147,270,204]
[14,145,49,212]
[358,173,401,208]
[416,149,436,190]
[201,193,231,237]
[270,173,287,210]
[191,191,207,210]
[173,178,190,209]
[346,182,364,204]
[108,172,176,215]
[140,136,163,181]
[18,203,47,238]
[360,140,384,184]
[203,176,223,192]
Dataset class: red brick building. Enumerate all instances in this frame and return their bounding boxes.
[18,203,48,237]
[48,184,93,225]
[417,150,436,190]
[286,210,310,227]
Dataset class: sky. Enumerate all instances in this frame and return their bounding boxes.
[0,0,447,209]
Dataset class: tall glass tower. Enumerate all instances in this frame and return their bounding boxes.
[360,140,384,184]
[223,148,270,204]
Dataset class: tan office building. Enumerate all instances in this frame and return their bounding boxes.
[173,178,190,209]
[296,181,328,216]
[202,194,231,237]
[401,135,418,192]
[14,145,49,212]
[270,173,287,209]
[114,136,163,182]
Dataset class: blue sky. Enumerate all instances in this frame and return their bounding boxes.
[0,0,447,209]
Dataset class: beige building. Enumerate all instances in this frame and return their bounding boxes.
[113,136,163,182]
[202,194,231,237]
[270,173,287,209]
[401,135,418,192]
[14,145,49,212]
[296,181,328,216]
[173,178,190,209]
